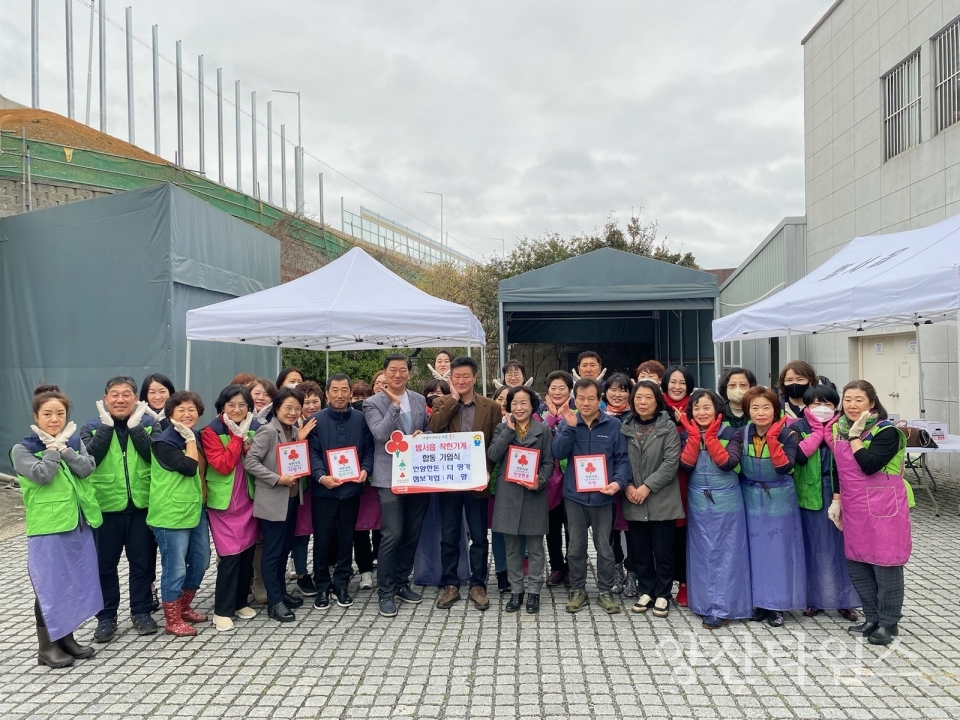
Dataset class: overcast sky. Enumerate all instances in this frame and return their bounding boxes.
[1,1,828,268]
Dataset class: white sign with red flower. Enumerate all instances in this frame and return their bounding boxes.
[504,445,540,488]
[573,454,608,492]
[326,447,362,483]
[276,440,311,478]
[388,431,488,494]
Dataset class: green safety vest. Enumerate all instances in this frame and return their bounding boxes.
[205,431,256,511]
[18,451,103,536]
[88,427,153,512]
[860,422,914,509]
[791,435,824,511]
[146,453,203,530]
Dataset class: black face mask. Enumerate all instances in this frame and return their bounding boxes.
[783,383,808,400]
[351,401,365,412]
[425,395,438,409]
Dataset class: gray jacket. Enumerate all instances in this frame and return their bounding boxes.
[363,390,429,489]
[243,416,304,522]
[488,421,554,536]
[619,411,684,523]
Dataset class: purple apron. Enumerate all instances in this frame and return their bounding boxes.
[687,449,753,619]
[740,452,806,611]
[832,431,911,566]
[355,485,382,531]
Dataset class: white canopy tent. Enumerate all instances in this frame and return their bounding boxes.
[185,247,487,389]
[713,212,960,417]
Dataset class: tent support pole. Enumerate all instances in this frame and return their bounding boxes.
[481,348,487,396]
[276,346,281,378]
[786,328,792,362]
[185,339,192,390]
[325,337,330,381]
[915,322,925,418]
[498,301,506,371]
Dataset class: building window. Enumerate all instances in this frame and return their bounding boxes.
[934,19,960,134]
[882,51,921,161]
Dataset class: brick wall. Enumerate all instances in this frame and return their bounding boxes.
[0,177,114,218]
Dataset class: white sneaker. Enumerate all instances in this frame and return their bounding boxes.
[359,572,374,590]
[653,597,669,618]
[213,614,234,632]
[235,606,257,620]
[632,594,652,613]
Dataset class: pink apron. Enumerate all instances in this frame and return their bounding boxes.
[832,430,911,566]
[294,490,312,536]
[355,485,382,531]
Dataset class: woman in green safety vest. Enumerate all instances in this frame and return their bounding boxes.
[148,390,211,637]
[11,384,103,669]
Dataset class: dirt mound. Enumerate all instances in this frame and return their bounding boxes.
[0,109,167,164]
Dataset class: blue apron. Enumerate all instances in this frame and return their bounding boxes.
[740,448,807,611]
[687,449,753,620]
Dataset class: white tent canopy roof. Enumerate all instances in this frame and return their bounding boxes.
[713,213,960,342]
[186,247,486,350]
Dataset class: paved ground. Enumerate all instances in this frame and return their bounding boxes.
[0,479,959,720]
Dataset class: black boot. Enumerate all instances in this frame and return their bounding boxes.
[848,620,879,636]
[496,570,510,593]
[57,633,96,660]
[37,626,74,669]
[505,593,524,613]
[525,594,540,614]
[868,625,899,645]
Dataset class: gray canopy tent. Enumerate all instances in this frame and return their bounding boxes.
[497,248,720,386]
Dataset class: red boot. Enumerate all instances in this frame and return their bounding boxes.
[179,589,208,624]
[676,583,688,607]
[162,600,197,637]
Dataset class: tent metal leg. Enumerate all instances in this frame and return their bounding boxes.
[481,349,487,396]
[326,338,330,381]
[185,339,192,390]
[915,322,925,418]
[786,328,792,362]
[276,347,281,378]
[499,301,506,371]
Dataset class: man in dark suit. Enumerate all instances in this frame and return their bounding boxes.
[363,355,430,618]
[428,356,501,610]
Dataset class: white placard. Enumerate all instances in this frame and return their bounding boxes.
[276,440,311,478]
[389,431,488,494]
[326,447,362,482]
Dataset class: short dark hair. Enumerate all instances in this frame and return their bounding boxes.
[572,377,601,399]
[272,386,305,412]
[841,380,888,420]
[383,354,412,371]
[276,366,304,388]
[777,361,819,392]
[104,376,138,395]
[32,384,71,416]
[164,390,205,418]
[351,380,373,400]
[422,378,450,396]
[214,384,254,415]
[501,359,526,378]
[434,350,453,363]
[577,351,601,368]
[741,386,782,422]
[450,356,479,375]
[718,367,757,400]
[629,379,666,416]
[686,389,725,420]
[300,380,324,399]
[325,374,351,392]
[803,384,840,407]
[635,359,665,380]
[491,384,510,402]
[505,385,540,412]
[253,378,278,400]
[546,370,574,390]
[661,365,695,398]
[139,373,175,402]
[604,373,633,394]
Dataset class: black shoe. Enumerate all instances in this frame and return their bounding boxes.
[526,594,540,614]
[131,613,158,635]
[848,621,879,636]
[496,570,510,593]
[313,594,330,610]
[297,575,318,597]
[505,593,524,613]
[868,625,899,645]
[379,597,398,617]
[395,585,423,604]
[282,593,304,609]
[268,602,295,622]
[151,585,161,613]
[334,589,353,608]
[751,608,768,622]
[767,611,784,627]
[93,617,118,643]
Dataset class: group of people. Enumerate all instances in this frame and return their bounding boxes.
[14,349,913,669]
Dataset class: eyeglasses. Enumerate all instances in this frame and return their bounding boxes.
[225,402,249,411]
[511,401,532,408]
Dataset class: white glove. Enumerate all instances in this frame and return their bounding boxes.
[827,499,842,530]
[143,405,161,421]
[53,421,77,452]
[127,401,149,428]
[31,425,58,450]
[171,420,196,443]
[96,400,114,427]
[224,416,242,437]
[238,412,253,437]
[255,402,273,421]
[847,412,873,439]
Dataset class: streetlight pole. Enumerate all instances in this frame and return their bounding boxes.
[274,89,302,216]
[493,237,505,256]
[425,191,443,260]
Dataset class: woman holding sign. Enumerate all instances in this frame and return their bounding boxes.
[488,386,554,614]
[244,386,308,623]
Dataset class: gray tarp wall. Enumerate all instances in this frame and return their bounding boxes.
[498,248,719,387]
[0,183,280,472]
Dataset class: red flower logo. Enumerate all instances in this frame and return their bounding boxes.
[338,454,349,465]
[517,455,529,466]
[287,449,299,460]
[386,430,409,456]
[585,462,596,473]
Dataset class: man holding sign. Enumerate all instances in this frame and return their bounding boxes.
[307,374,375,610]
[552,377,630,615]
